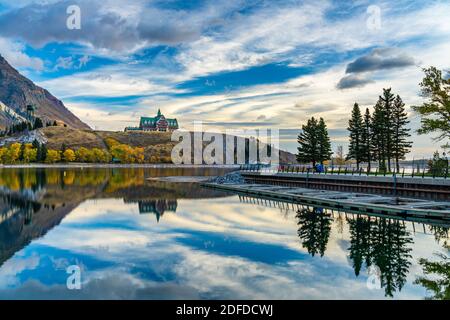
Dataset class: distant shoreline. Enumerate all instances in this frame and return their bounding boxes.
[0,163,241,169]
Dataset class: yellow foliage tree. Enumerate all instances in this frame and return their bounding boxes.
[3,143,22,164]
[45,149,61,163]
[0,147,7,163]
[75,147,90,162]
[104,137,119,148]
[91,148,110,163]
[63,149,76,162]
[22,144,38,163]
[110,143,134,163]
[133,147,145,163]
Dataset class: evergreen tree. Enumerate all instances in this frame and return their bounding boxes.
[297,117,320,165]
[379,88,395,171]
[297,207,332,257]
[19,143,26,162]
[371,100,387,171]
[318,118,332,164]
[347,103,364,169]
[392,95,412,172]
[361,108,372,171]
[33,117,43,130]
[297,117,332,165]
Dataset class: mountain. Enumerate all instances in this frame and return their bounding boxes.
[0,55,90,130]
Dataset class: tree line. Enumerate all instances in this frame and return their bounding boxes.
[347,88,411,172]
[0,117,64,137]
[297,67,450,171]
[0,139,146,164]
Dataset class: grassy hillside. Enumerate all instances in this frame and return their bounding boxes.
[35,127,296,163]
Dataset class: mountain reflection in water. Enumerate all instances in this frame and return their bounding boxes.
[0,167,448,300]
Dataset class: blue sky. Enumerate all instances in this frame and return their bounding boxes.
[0,0,449,156]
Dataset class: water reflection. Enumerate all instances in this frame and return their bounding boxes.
[346,215,413,297]
[297,208,332,257]
[0,168,448,299]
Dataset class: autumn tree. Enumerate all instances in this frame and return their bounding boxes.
[75,147,90,162]
[45,150,61,163]
[63,149,76,162]
[22,144,37,163]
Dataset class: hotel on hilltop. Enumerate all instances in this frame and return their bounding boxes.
[125,109,179,132]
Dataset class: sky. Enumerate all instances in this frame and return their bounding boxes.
[0,0,449,157]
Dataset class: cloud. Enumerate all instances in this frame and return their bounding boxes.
[0,37,44,70]
[0,0,242,55]
[336,74,374,89]
[337,48,415,89]
[345,48,415,74]
[54,56,74,70]
[53,55,91,70]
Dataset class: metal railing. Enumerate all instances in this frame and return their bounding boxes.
[239,163,449,179]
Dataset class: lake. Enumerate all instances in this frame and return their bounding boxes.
[0,167,448,300]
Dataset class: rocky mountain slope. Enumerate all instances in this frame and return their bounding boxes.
[0,55,90,130]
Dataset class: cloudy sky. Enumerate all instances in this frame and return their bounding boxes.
[0,0,449,157]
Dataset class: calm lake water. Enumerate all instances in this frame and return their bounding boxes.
[0,167,448,300]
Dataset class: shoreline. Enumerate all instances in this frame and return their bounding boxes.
[0,163,241,169]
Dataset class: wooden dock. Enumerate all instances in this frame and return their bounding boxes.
[240,171,450,200]
[203,182,450,221]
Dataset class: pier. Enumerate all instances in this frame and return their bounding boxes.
[203,182,450,221]
[239,169,450,200]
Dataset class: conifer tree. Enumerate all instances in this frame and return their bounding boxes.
[361,108,372,171]
[379,88,395,171]
[392,95,412,172]
[371,100,387,171]
[347,103,364,169]
[297,117,320,165]
[318,117,332,165]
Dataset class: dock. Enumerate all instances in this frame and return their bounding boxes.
[240,170,450,200]
[203,182,450,221]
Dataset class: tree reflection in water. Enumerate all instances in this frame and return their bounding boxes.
[296,207,332,257]
[296,206,415,297]
[347,215,413,297]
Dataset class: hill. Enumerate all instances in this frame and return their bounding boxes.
[0,55,89,130]
[42,127,297,163]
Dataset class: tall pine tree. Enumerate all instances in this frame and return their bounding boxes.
[297,117,320,165]
[297,117,332,165]
[392,95,412,172]
[371,99,387,171]
[347,103,364,169]
[379,88,395,172]
[361,108,372,171]
[318,117,332,165]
